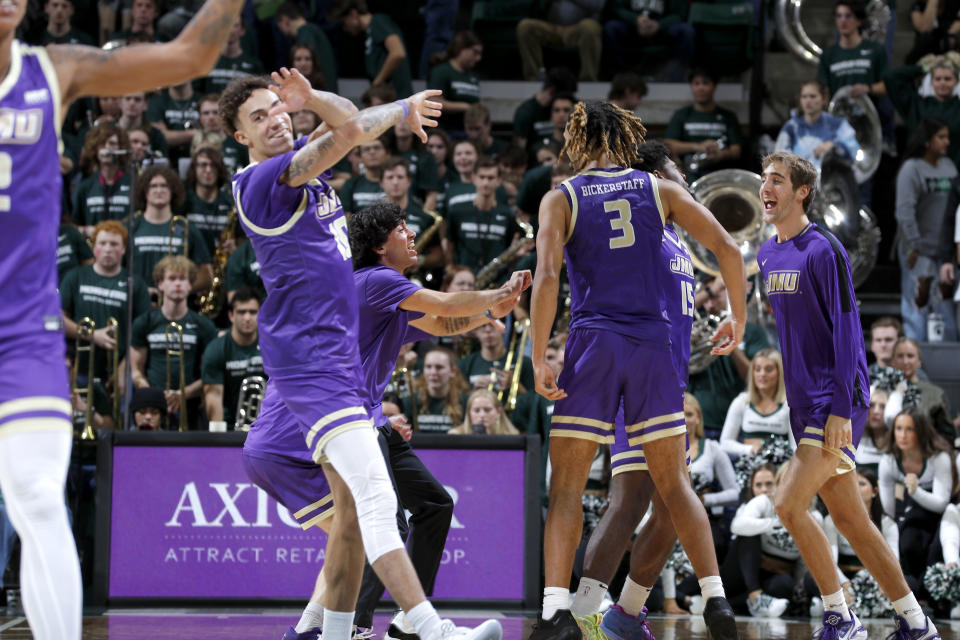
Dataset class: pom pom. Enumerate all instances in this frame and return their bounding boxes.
[580,492,609,538]
[664,540,693,579]
[734,435,793,490]
[923,562,960,602]
[869,365,904,392]
[851,569,894,618]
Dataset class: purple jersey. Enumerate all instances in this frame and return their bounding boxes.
[556,167,670,343]
[232,137,359,377]
[662,223,695,388]
[757,223,870,418]
[0,42,65,343]
[354,265,432,426]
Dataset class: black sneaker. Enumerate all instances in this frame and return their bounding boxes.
[386,623,420,640]
[529,610,582,640]
[703,596,739,640]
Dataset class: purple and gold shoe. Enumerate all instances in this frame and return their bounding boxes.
[598,604,655,640]
[885,615,941,640]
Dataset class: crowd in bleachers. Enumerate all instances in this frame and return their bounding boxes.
[3,0,960,620]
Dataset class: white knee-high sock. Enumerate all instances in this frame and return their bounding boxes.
[0,429,81,640]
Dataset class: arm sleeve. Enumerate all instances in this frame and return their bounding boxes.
[882,515,900,561]
[719,393,753,457]
[704,440,741,507]
[730,496,778,536]
[365,268,424,314]
[201,338,224,384]
[813,244,861,418]
[941,504,960,564]
[130,312,149,349]
[910,452,953,513]
[895,162,923,249]
[878,454,898,518]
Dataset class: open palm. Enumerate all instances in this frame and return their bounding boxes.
[405,89,443,143]
[268,67,312,116]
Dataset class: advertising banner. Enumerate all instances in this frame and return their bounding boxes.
[107,444,527,600]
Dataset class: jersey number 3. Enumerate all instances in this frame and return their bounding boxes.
[604,199,635,250]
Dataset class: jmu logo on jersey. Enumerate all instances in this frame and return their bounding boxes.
[669,254,694,278]
[765,270,800,294]
[310,180,341,220]
[0,108,42,144]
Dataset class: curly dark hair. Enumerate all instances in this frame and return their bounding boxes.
[80,122,130,175]
[218,75,273,136]
[633,141,672,173]
[136,165,186,211]
[185,147,229,193]
[348,201,405,269]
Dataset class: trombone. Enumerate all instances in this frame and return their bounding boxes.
[73,317,97,440]
[107,317,120,426]
[168,215,190,257]
[488,317,531,413]
[165,321,188,431]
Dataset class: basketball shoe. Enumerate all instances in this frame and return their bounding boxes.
[813,611,867,640]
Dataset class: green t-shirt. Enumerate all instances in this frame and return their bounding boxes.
[146,91,200,132]
[365,14,413,97]
[221,136,249,175]
[339,174,386,213]
[513,96,553,145]
[516,164,553,220]
[200,52,265,95]
[687,322,770,434]
[72,171,134,227]
[480,137,508,159]
[131,308,218,389]
[60,265,151,379]
[57,224,93,282]
[440,180,510,219]
[401,393,467,433]
[458,351,535,395]
[885,64,960,166]
[201,332,265,427]
[446,203,521,273]
[41,28,95,46]
[296,23,338,93]
[398,149,442,196]
[225,241,265,299]
[404,202,442,250]
[817,40,888,96]
[665,104,744,146]
[184,187,234,255]
[427,62,480,132]
[131,214,213,285]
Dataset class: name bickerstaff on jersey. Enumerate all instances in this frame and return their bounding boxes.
[579,177,646,197]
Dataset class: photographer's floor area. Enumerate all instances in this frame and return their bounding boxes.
[0,610,958,639]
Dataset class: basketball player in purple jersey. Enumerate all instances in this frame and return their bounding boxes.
[568,142,698,640]
[220,68,500,640]
[757,152,940,640]
[529,101,746,640]
[0,0,244,637]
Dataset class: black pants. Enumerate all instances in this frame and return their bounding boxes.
[354,427,454,628]
[719,535,795,613]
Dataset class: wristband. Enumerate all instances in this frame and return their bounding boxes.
[484,309,495,320]
[394,99,410,120]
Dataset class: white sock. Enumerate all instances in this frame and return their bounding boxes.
[542,586,570,620]
[698,576,725,601]
[893,592,927,629]
[296,602,325,633]
[320,610,353,640]
[407,601,443,640]
[618,576,652,617]
[570,577,608,617]
[822,589,851,621]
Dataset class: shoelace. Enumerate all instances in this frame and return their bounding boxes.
[576,613,606,640]
[352,627,376,640]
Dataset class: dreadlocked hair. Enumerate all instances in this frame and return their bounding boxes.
[561,101,647,174]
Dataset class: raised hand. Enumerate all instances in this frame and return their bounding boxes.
[268,67,313,117]
[404,89,443,143]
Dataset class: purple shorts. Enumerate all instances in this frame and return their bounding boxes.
[0,334,71,438]
[242,450,334,529]
[268,368,373,464]
[791,403,868,473]
[610,400,690,475]
[551,328,685,445]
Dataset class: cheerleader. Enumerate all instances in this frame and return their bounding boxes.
[720,349,791,459]
[856,387,891,476]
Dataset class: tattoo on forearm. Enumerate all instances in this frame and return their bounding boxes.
[351,103,405,137]
[284,133,338,183]
[442,316,472,334]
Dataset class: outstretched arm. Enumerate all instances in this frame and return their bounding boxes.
[531,189,568,401]
[281,90,441,188]
[50,0,245,107]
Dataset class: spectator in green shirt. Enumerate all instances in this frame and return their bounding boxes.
[42,0,95,45]
[57,224,93,282]
[884,58,960,167]
[512,67,577,151]
[184,147,234,255]
[427,30,483,133]
[146,81,200,163]
[426,128,454,198]
[73,123,134,236]
[117,91,169,160]
[464,103,507,159]
[289,43,328,91]
[391,121,441,210]
[380,157,445,282]
[603,0,694,81]
[330,0,413,97]
[109,0,158,42]
[200,18,264,95]
[339,134,390,214]
[275,1,338,92]
[608,71,647,112]
[664,68,743,180]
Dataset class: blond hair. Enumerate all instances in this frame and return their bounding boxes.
[449,389,519,435]
[746,348,787,406]
[684,392,704,440]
